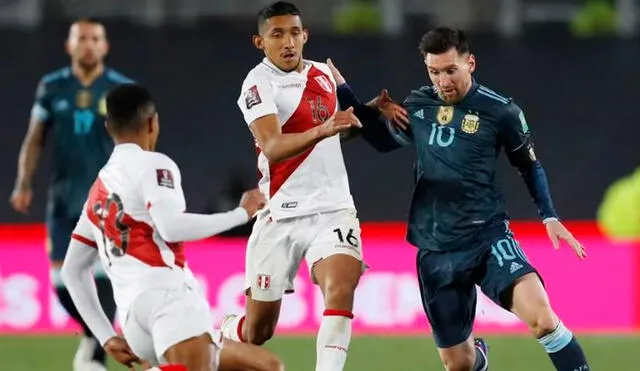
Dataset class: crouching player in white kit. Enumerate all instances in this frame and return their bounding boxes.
[221,2,365,371]
[61,84,285,371]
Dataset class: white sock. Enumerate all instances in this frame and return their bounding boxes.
[315,310,353,371]
[222,314,246,342]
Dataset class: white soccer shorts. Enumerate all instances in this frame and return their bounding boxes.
[244,208,364,302]
[122,279,222,365]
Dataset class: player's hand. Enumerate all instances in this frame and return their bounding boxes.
[326,58,346,85]
[239,188,266,218]
[368,89,409,130]
[104,336,147,370]
[545,220,587,259]
[9,188,32,214]
[317,107,362,139]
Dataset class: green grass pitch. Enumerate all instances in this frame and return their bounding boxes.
[0,335,636,370]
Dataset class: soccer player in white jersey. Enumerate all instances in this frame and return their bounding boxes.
[220,2,364,371]
[61,84,285,371]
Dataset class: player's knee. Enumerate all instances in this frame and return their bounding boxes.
[323,279,357,309]
[528,306,558,338]
[246,323,276,345]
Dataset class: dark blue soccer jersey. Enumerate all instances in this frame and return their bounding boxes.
[32,67,133,218]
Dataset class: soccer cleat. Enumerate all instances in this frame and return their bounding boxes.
[474,338,489,371]
[220,314,239,339]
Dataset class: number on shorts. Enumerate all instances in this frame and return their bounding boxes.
[490,236,528,267]
[92,192,130,265]
[333,228,359,247]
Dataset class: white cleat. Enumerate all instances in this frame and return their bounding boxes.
[219,314,238,339]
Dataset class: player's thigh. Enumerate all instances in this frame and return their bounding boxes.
[478,224,543,310]
[245,214,303,303]
[218,339,283,371]
[307,209,364,291]
[121,299,158,365]
[47,214,79,265]
[151,283,218,364]
[416,249,477,349]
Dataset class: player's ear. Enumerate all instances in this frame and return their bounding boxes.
[303,28,309,44]
[467,54,476,74]
[253,34,264,50]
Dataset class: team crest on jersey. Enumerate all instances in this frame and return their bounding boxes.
[76,90,92,108]
[156,169,175,189]
[437,106,454,125]
[314,75,333,93]
[244,85,262,110]
[257,274,271,290]
[461,114,480,134]
[98,95,107,116]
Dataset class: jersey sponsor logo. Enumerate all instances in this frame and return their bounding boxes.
[314,75,333,93]
[244,85,262,109]
[256,274,271,290]
[76,90,92,108]
[461,113,480,134]
[436,106,454,125]
[156,169,175,189]
[281,201,298,209]
[53,99,69,112]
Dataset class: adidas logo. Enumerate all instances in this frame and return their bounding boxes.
[413,109,424,119]
[510,262,523,274]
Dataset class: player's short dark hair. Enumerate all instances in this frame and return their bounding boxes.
[106,84,156,134]
[257,1,301,30]
[418,27,470,56]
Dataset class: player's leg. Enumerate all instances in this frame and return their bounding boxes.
[306,209,363,371]
[417,249,488,371]
[48,214,110,370]
[218,338,285,371]
[480,224,589,371]
[221,215,299,345]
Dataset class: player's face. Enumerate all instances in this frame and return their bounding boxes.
[66,22,109,70]
[425,48,475,104]
[254,15,308,72]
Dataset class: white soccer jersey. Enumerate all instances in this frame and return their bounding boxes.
[69,143,247,322]
[237,58,355,220]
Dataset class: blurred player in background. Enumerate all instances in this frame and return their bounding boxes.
[329,27,590,371]
[61,83,284,371]
[220,2,364,371]
[9,18,132,371]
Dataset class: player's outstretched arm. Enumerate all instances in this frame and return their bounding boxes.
[501,103,586,259]
[61,215,117,346]
[142,157,265,242]
[10,80,51,214]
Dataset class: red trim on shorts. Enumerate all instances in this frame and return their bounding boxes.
[238,315,247,342]
[323,309,354,319]
[71,233,97,249]
[158,366,188,371]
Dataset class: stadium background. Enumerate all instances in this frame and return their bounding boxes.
[0,0,639,369]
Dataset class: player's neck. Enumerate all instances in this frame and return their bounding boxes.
[72,63,104,86]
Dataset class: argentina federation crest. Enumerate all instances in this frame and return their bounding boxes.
[437,106,454,125]
[98,95,107,116]
[76,90,92,109]
[461,113,480,134]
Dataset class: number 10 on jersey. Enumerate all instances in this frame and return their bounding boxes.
[92,193,130,265]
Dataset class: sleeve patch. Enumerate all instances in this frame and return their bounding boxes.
[244,85,262,109]
[156,169,175,189]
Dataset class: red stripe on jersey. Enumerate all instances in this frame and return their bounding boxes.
[269,66,337,197]
[86,178,185,268]
[71,233,97,248]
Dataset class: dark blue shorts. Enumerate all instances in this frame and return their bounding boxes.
[46,214,80,262]
[416,220,542,348]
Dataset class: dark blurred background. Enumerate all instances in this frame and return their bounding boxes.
[1,0,638,223]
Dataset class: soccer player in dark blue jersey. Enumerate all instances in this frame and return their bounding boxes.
[329,28,590,371]
[10,18,133,371]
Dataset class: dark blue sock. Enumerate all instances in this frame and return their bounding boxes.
[538,322,590,371]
